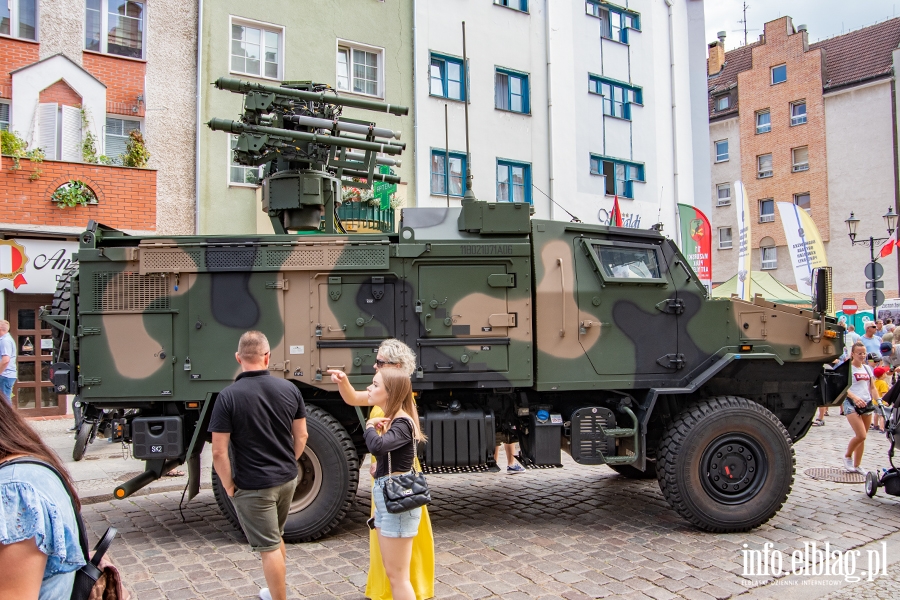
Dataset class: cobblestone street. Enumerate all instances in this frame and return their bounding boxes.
[35,410,900,600]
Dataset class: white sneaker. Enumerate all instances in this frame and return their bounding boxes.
[855,465,866,474]
[843,457,855,472]
[259,589,272,600]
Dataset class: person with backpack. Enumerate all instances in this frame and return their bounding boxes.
[0,394,86,599]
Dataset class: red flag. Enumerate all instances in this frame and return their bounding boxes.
[611,196,623,227]
[881,231,897,258]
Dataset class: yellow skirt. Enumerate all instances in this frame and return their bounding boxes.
[366,408,435,600]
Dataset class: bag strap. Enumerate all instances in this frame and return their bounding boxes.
[0,458,116,569]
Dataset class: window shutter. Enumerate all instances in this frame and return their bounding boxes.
[60,105,82,162]
[37,103,59,160]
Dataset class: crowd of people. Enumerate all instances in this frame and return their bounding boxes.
[819,318,900,475]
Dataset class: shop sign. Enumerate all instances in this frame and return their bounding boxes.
[0,239,78,294]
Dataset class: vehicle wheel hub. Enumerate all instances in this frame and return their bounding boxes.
[290,448,323,513]
[700,435,768,504]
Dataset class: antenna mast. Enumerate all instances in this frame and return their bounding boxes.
[462,21,476,202]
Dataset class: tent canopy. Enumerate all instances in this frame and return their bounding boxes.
[711,271,812,305]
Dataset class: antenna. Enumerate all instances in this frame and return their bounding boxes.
[732,1,759,46]
[461,21,476,203]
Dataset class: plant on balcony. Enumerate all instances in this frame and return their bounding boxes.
[123,130,150,168]
[79,107,113,165]
[1,130,45,175]
[52,180,96,208]
[341,178,402,209]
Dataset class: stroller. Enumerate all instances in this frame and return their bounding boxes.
[865,380,900,497]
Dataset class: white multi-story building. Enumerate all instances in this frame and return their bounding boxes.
[413,0,710,232]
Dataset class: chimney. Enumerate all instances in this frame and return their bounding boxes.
[708,31,726,75]
[797,23,809,51]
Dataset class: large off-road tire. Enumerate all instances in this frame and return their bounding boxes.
[609,461,657,479]
[656,396,794,532]
[73,421,92,462]
[212,405,359,543]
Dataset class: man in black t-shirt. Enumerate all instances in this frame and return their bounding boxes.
[209,331,308,600]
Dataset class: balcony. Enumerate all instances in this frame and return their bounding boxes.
[0,156,157,231]
[336,201,395,233]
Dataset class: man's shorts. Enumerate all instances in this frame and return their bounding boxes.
[232,477,298,552]
[495,430,517,446]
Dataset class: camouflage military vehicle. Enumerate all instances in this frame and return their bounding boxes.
[43,78,847,542]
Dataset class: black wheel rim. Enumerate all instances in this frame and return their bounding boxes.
[700,434,769,504]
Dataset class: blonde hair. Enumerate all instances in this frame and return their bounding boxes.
[237,330,269,360]
[379,368,425,442]
[378,338,417,376]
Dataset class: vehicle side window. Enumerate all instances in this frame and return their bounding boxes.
[593,245,661,279]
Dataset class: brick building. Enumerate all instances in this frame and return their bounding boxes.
[0,0,196,415]
[708,16,900,321]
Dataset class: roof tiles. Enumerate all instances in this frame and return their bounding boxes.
[708,17,900,119]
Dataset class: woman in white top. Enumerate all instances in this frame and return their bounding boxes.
[843,341,878,473]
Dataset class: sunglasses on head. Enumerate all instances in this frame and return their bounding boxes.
[375,359,396,368]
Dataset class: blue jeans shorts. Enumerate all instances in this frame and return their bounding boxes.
[844,399,875,416]
[372,476,422,538]
[0,377,15,404]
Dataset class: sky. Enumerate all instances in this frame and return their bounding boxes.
[705,0,900,50]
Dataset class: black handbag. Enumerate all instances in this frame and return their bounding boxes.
[381,420,431,514]
[0,458,123,600]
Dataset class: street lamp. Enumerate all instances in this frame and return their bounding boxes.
[845,207,898,315]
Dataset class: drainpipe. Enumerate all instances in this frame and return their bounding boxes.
[892,77,900,288]
[545,0,555,219]
[412,0,419,207]
[664,0,680,210]
[194,0,204,234]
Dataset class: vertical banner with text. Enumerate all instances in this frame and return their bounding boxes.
[776,202,827,296]
[677,203,712,291]
[734,181,752,301]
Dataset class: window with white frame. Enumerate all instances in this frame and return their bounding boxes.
[792,146,809,172]
[715,95,730,111]
[791,100,807,126]
[230,134,263,186]
[337,42,383,97]
[716,183,731,206]
[105,117,141,163]
[756,109,771,134]
[715,139,729,162]
[496,160,531,204]
[85,0,144,59]
[771,64,787,85]
[230,20,282,79]
[759,198,775,223]
[757,153,773,178]
[0,102,9,131]
[431,150,466,197]
[794,192,811,213]
[761,246,777,269]
[718,227,733,249]
[1,0,37,40]
[37,103,81,162]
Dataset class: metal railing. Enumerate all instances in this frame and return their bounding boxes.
[336,201,395,233]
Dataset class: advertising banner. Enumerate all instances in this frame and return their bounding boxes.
[734,181,752,301]
[0,239,78,295]
[776,202,827,296]
[677,203,712,289]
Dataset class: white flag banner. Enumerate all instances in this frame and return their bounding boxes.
[734,181,752,301]
[776,202,827,296]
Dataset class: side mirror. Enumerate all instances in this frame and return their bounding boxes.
[811,267,832,314]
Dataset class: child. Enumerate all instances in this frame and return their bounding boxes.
[873,366,890,433]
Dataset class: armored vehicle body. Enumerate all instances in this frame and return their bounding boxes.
[44,79,846,541]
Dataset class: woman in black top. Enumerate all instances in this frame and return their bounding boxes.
[363,367,425,600]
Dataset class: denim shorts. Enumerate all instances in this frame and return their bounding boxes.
[372,476,422,538]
